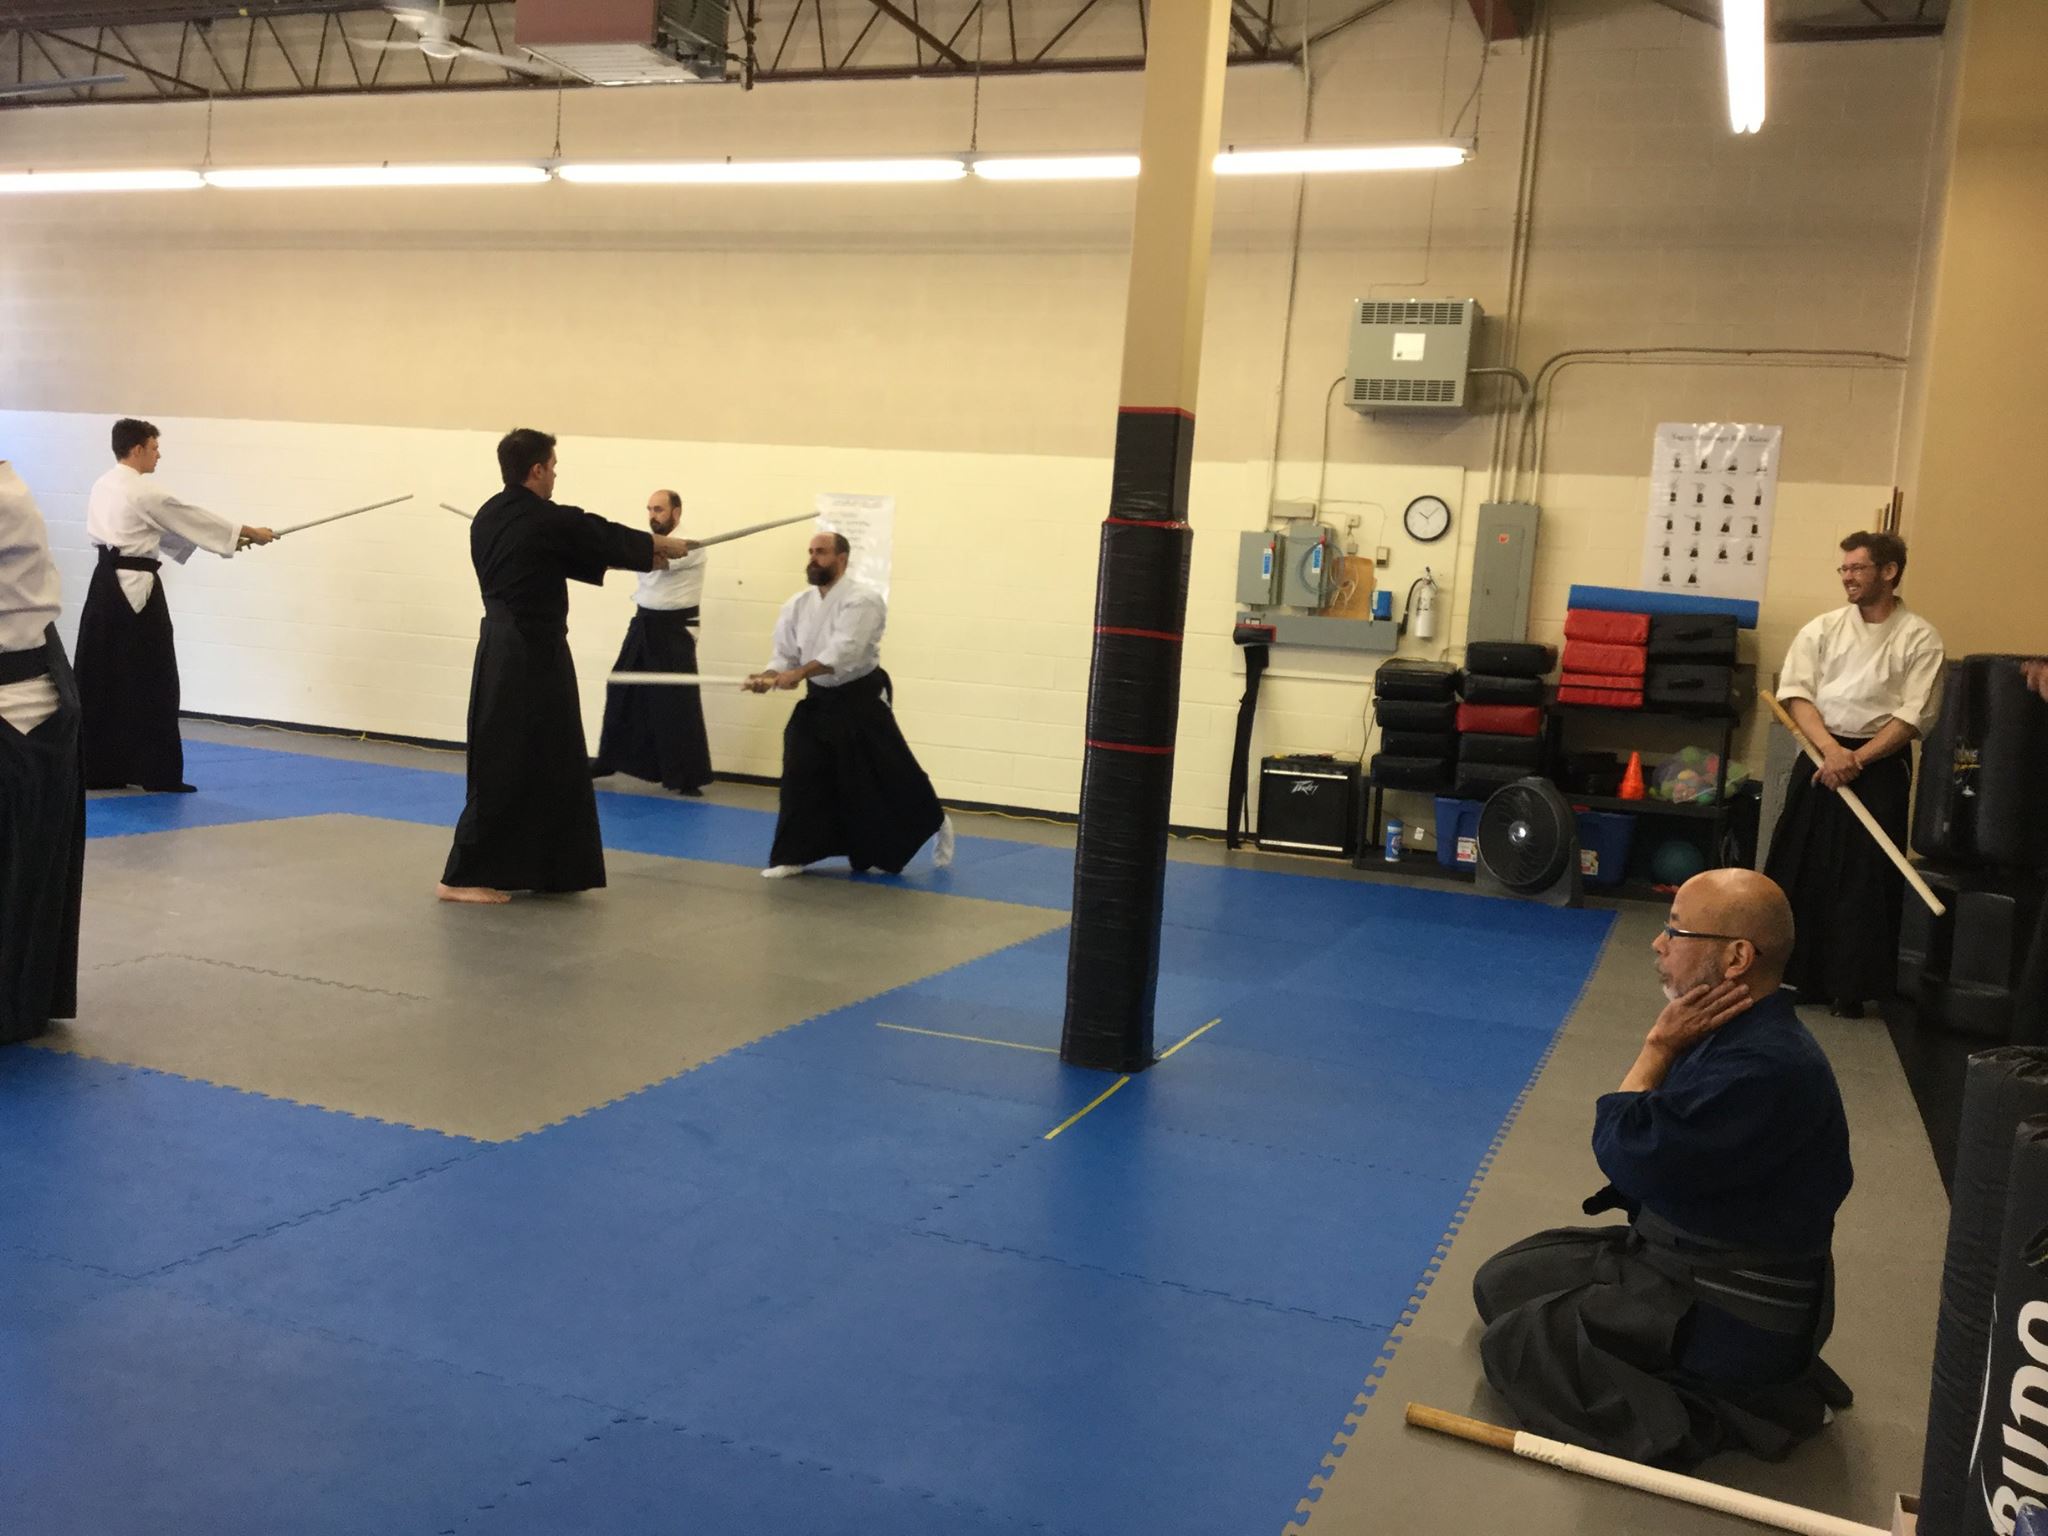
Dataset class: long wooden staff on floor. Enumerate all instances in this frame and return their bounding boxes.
[1760,689,1946,916]
[1405,1405,1887,1536]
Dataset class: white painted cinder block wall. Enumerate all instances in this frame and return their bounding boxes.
[0,0,1940,828]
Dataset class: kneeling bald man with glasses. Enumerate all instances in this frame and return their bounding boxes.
[1471,868,1854,1470]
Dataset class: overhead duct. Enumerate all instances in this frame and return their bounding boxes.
[517,0,728,85]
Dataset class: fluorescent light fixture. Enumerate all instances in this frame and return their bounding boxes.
[0,168,203,194]
[971,154,1141,182]
[1721,0,1767,133]
[1214,144,1470,175]
[203,164,549,189]
[558,158,967,186]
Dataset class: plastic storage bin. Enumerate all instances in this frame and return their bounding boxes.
[1435,796,1485,869]
[1574,809,1635,888]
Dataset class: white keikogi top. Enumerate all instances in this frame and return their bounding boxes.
[765,579,885,688]
[85,462,241,611]
[634,547,706,612]
[0,462,63,734]
[1776,601,1946,740]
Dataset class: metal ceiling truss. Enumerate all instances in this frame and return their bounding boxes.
[737,0,1297,84]
[0,3,535,102]
[1,0,1302,103]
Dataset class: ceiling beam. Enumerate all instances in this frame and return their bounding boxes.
[1464,0,1528,42]
[1647,0,1943,42]
[866,0,967,66]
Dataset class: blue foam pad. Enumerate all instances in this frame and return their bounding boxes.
[463,1417,1053,1536]
[1567,583,1760,628]
[921,1116,1464,1327]
[0,1051,469,1278]
[1116,1037,1522,1176]
[518,1051,1055,1224]
[163,1160,897,1411]
[646,1229,1389,1536]
[0,1251,607,1536]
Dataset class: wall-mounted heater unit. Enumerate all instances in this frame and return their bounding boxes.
[518,0,729,84]
[1344,298,1480,413]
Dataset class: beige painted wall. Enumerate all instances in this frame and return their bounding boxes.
[1896,0,2048,661]
[0,0,1941,826]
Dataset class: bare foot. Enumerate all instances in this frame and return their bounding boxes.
[436,882,511,905]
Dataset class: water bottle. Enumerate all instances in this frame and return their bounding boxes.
[1384,817,1404,863]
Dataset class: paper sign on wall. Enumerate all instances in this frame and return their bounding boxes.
[1641,422,1781,602]
[815,492,894,598]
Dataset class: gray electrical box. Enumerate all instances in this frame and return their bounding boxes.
[1345,298,1480,413]
[1467,501,1540,643]
[1280,524,1338,609]
[1236,530,1283,606]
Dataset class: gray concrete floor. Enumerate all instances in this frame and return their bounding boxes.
[95,724,1942,1531]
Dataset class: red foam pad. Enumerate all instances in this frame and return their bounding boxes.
[1455,702,1545,737]
[1561,638,1648,677]
[1564,609,1651,645]
[1557,683,1644,709]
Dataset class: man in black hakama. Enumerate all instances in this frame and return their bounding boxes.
[592,489,713,796]
[74,418,275,793]
[1764,531,1944,1017]
[0,460,86,1044]
[745,531,951,879]
[1473,869,1855,1470]
[438,430,696,905]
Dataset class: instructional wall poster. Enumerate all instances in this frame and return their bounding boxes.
[814,491,894,598]
[1641,422,1782,601]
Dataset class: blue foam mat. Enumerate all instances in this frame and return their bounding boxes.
[29,731,1619,1534]
[0,1053,470,1278]
[462,1416,1066,1536]
[644,1228,1391,1536]
[0,1251,610,1536]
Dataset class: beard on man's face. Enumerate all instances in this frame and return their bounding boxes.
[806,561,832,586]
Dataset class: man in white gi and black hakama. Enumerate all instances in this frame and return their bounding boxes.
[0,460,86,1044]
[1764,530,1945,1017]
[592,489,713,796]
[74,418,275,792]
[746,531,952,879]
[438,430,696,905]
[1473,870,1854,1470]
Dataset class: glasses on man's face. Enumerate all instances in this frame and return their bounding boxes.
[1661,922,1744,943]
[1837,563,1876,577]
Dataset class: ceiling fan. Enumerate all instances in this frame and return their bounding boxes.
[351,4,553,77]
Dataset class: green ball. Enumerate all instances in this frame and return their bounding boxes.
[1650,838,1708,885]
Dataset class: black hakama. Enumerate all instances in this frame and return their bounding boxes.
[1764,742,1911,1005]
[441,488,654,894]
[73,549,189,792]
[769,669,944,874]
[0,628,86,1044]
[1472,992,1854,1468]
[594,606,712,794]
[1474,1218,1850,1468]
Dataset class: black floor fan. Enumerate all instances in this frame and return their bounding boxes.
[1474,778,1584,907]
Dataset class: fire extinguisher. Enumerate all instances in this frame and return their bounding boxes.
[1403,567,1439,642]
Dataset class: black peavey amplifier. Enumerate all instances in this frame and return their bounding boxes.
[1258,755,1359,857]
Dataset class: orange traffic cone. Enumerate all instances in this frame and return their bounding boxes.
[1619,750,1647,800]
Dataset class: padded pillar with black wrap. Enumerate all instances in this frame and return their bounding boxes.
[1964,1116,2048,1536]
[1063,0,1230,1073]
[1922,1049,2048,1535]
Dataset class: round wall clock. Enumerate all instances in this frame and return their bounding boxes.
[1404,495,1451,543]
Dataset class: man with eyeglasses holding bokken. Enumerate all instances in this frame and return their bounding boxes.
[1762,531,1945,1019]
[1472,869,1853,1470]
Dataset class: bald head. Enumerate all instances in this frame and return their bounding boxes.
[1653,868,1796,1000]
